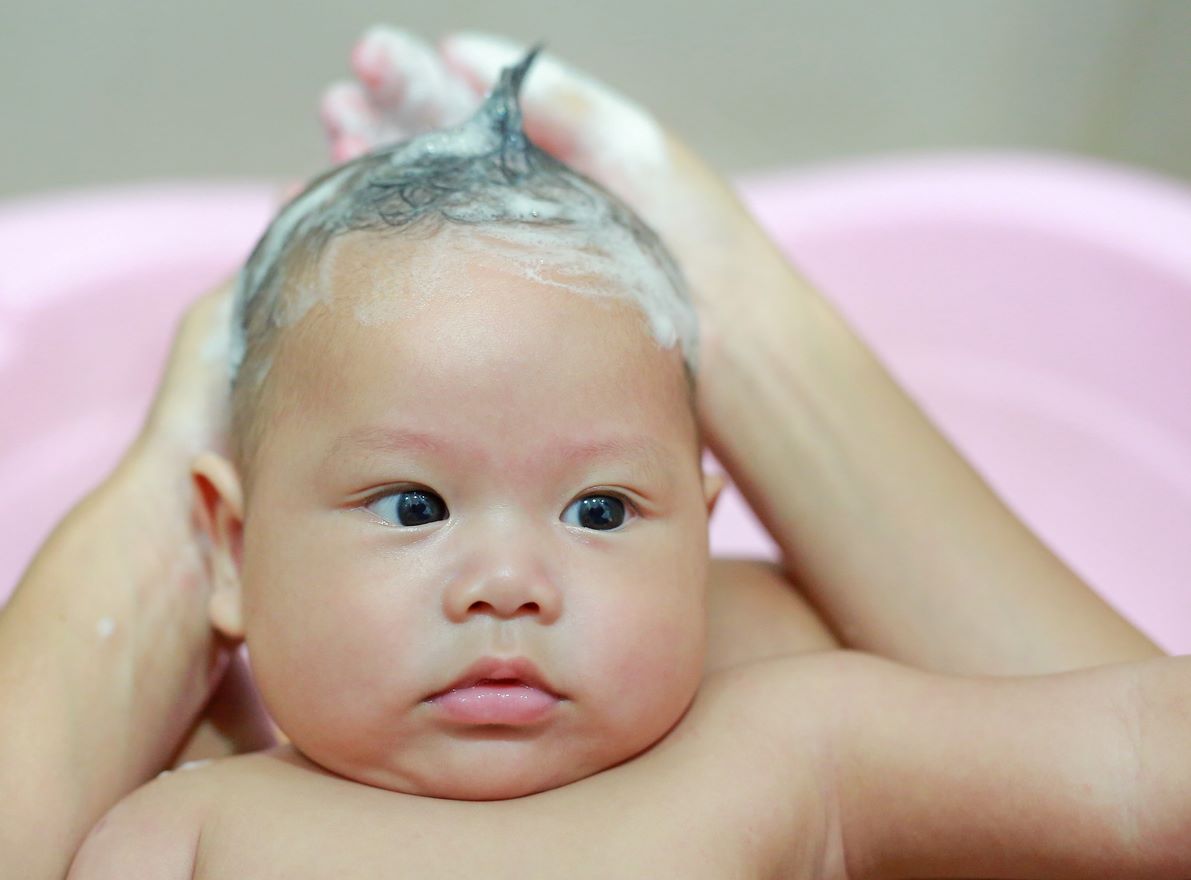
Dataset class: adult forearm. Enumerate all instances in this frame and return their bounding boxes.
[697,257,1161,675]
[0,439,224,880]
[1131,656,1191,871]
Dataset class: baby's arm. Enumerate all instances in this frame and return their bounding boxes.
[66,777,201,880]
[821,651,1190,878]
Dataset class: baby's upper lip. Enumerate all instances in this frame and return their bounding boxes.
[428,656,563,700]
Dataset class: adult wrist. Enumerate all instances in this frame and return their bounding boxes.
[61,438,227,774]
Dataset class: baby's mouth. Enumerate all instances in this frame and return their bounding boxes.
[424,656,565,724]
[426,679,562,725]
[427,656,564,701]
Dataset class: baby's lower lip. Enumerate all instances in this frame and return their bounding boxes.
[428,682,561,724]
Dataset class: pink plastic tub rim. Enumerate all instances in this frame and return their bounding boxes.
[1,149,1188,652]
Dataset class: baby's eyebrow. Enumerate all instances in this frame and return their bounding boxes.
[334,426,456,458]
[554,434,673,470]
[335,428,671,469]
[330,425,674,482]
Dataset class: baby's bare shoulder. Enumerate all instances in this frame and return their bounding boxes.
[70,751,364,879]
[66,761,216,879]
[696,648,874,733]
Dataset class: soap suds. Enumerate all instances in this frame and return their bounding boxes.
[341,223,692,363]
[176,759,213,772]
[155,758,213,781]
[231,46,697,398]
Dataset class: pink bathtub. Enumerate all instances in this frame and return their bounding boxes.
[2,151,1189,652]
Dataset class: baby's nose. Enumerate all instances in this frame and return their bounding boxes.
[445,556,563,623]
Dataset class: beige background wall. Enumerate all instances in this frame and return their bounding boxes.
[2,0,1189,198]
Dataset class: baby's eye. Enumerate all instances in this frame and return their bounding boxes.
[561,494,633,532]
[365,489,448,527]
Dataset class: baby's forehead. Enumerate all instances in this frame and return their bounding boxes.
[297,227,671,351]
[258,226,695,440]
[279,228,684,383]
[315,225,654,306]
[248,241,699,483]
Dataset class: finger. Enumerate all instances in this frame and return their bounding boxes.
[146,280,235,448]
[352,25,478,129]
[320,80,398,163]
[320,81,379,139]
[330,134,372,164]
[439,32,666,175]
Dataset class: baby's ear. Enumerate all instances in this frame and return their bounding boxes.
[702,470,727,518]
[191,451,246,641]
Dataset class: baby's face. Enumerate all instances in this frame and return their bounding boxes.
[211,230,720,800]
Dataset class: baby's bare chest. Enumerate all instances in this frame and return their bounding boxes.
[195,778,817,880]
[192,661,834,879]
[197,795,783,880]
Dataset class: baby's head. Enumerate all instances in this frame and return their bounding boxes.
[195,50,724,800]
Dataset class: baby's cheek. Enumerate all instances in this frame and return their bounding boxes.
[244,528,384,651]
[247,587,418,751]
[594,589,704,706]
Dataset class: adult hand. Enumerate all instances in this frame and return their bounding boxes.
[0,279,273,880]
[321,29,812,368]
[322,29,1164,678]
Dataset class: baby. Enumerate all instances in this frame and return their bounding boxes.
[68,51,1191,879]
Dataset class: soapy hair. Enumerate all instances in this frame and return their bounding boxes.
[229,47,699,471]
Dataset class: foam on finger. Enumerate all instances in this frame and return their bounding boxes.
[353,25,479,129]
[320,81,376,138]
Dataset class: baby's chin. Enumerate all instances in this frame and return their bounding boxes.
[391,759,601,802]
[311,744,614,801]
[292,724,666,801]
